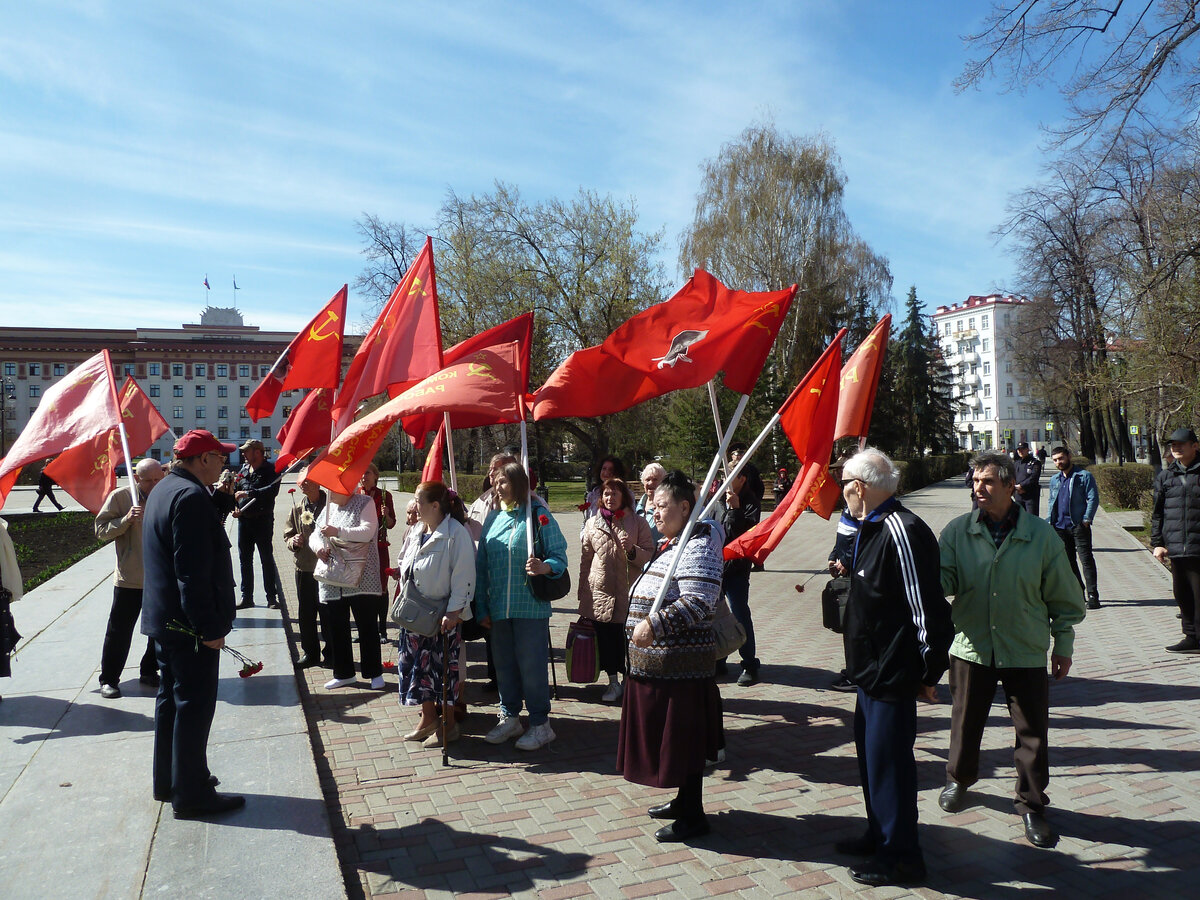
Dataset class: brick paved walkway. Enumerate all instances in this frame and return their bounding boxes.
[281,477,1199,899]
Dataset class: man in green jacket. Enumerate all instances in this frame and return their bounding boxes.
[938,451,1086,849]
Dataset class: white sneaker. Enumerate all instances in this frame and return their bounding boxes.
[484,715,525,744]
[324,676,356,689]
[601,679,623,702]
[515,721,556,751]
[370,676,385,690]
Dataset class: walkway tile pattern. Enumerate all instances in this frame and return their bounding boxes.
[281,477,1200,899]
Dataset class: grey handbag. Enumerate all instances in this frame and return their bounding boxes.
[389,569,449,638]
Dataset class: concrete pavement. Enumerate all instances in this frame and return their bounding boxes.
[2,471,1198,898]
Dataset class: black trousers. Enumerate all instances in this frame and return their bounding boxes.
[238,517,278,603]
[324,593,382,680]
[294,570,328,660]
[593,620,627,677]
[99,586,158,685]
[855,689,922,865]
[154,639,220,808]
[723,566,757,669]
[1171,555,1200,638]
[1055,524,1099,604]
[947,656,1050,815]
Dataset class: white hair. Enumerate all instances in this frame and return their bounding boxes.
[641,462,667,480]
[843,447,900,494]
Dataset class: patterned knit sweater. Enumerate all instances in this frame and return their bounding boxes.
[625,524,723,680]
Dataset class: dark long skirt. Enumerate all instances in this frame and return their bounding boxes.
[397,625,461,706]
[617,675,722,788]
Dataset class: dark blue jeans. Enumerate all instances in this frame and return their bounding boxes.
[238,516,278,603]
[1055,523,1098,603]
[491,617,551,725]
[723,567,757,670]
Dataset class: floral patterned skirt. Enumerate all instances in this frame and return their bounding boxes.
[397,625,461,706]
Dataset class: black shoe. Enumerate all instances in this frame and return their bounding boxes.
[236,599,255,610]
[1022,811,1058,848]
[139,673,160,689]
[647,800,681,820]
[829,674,857,692]
[834,833,877,857]
[849,858,926,887]
[173,793,246,820]
[654,815,710,843]
[1166,636,1200,653]
[155,774,219,802]
[939,781,968,813]
[737,666,760,687]
[295,655,320,669]
[99,683,121,699]
[266,599,280,609]
[1086,599,1101,610]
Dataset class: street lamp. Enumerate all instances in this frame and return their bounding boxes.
[0,379,14,457]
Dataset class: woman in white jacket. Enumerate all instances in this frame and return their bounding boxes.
[396,482,475,747]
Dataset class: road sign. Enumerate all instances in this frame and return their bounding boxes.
[1045,422,1054,432]
[1130,425,1140,436]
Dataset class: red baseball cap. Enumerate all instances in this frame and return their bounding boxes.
[173,429,237,458]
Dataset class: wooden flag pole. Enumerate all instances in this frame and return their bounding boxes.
[648,392,749,616]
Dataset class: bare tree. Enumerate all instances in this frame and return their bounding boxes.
[958,1,1200,150]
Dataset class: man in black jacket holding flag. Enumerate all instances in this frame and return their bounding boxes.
[835,448,954,888]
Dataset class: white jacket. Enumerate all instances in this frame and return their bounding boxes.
[397,514,475,617]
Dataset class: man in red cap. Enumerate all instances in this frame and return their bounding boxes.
[141,429,244,818]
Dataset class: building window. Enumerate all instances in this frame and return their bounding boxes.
[1034,429,1041,442]
[173,385,183,397]
[1006,383,1014,396]
[968,317,975,330]
[150,448,161,460]
[983,362,991,375]
[173,427,184,437]
[238,365,250,377]
[172,364,184,377]
[28,385,40,397]
[218,426,229,439]
[53,363,66,376]
[985,407,992,419]
[1004,313,1011,327]
[282,406,292,419]
[984,384,992,397]
[259,365,270,378]
[149,363,161,376]
[29,363,41,376]
[261,426,271,439]
[1005,361,1013,373]
[240,409,248,419]
[173,406,184,419]
[217,364,228,377]
[944,323,950,336]
[240,427,250,439]
[982,338,989,351]
[239,385,250,398]
[148,384,160,397]
[956,319,963,332]
[3,363,14,376]
[970,364,978,375]
[195,407,206,420]
[1007,406,1014,418]
[195,364,207,377]
[195,385,206,397]
[218,406,228,419]
[218,385,228,398]
[981,314,989,329]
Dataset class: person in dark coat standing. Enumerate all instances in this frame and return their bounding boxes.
[142,429,244,819]
[1013,442,1042,515]
[233,439,280,609]
[835,449,953,888]
[1152,427,1200,654]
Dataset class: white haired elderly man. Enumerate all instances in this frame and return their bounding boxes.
[835,448,953,888]
[636,462,666,543]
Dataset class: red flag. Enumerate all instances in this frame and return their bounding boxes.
[531,270,795,420]
[0,351,122,507]
[420,422,447,483]
[835,315,891,440]
[402,312,534,448]
[331,237,442,432]
[724,334,843,563]
[246,286,348,422]
[308,342,523,496]
[44,376,171,513]
[274,387,335,473]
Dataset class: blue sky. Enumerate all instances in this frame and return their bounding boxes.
[0,1,1065,334]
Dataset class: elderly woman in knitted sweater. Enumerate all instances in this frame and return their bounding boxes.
[578,477,654,702]
[617,470,724,844]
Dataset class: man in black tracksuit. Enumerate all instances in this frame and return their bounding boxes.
[1152,427,1200,654]
[836,449,954,889]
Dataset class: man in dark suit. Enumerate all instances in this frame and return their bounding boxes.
[1013,442,1042,515]
[142,429,244,819]
[233,438,280,609]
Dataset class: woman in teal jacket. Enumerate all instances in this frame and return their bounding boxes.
[475,461,568,752]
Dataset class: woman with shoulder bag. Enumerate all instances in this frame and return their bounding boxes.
[578,477,654,702]
[395,482,475,747]
[475,461,568,751]
[619,471,724,843]
[309,488,384,691]
[360,463,396,644]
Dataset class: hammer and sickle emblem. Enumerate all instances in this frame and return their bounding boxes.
[408,275,428,299]
[746,302,781,333]
[467,362,498,381]
[309,310,340,342]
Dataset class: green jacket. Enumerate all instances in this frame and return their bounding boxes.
[939,506,1085,668]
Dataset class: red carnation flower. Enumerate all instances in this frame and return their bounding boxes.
[538,514,550,526]
[576,502,589,511]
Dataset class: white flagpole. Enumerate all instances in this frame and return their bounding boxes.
[648,392,749,616]
[697,408,782,522]
[117,419,138,507]
[707,381,730,479]
[520,419,533,558]
[442,413,458,494]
